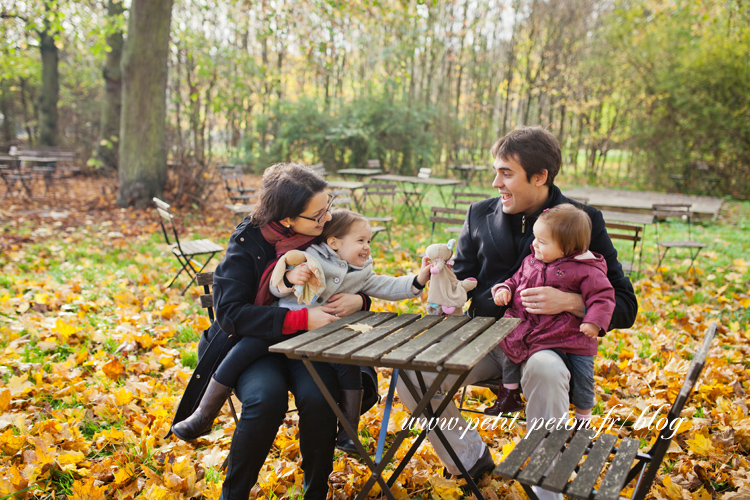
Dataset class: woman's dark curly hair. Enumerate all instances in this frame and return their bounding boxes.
[249,163,327,227]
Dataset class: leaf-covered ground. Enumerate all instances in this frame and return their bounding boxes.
[1,176,749,500]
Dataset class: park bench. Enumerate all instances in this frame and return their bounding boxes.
[494,322,716,500]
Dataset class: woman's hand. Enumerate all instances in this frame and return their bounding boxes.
[287,264,313,286]
[323,293,364,317]
[520,286,585,317]
[307,306,339,330]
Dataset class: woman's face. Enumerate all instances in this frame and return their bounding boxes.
[284,191,333,236]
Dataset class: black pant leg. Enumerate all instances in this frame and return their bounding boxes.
[213,336,274,387]
[220,354,289,500]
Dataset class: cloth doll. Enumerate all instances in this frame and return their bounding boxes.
[424,239,477,315]
[270,249,326,305]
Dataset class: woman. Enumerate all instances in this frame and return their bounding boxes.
[171,163,369,500]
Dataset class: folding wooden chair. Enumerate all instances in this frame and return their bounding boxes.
[220,166,257,204]
[311,162,329,177]
[494,322,716,500]
[153,197,225,295]
[452,191,489,209]
[429,206,466,244]
[605,222,643,279]
[652,204,706,272]
[362,183,396,242]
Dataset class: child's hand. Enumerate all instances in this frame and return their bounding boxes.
[494,288,511,306]
[287,264,313,285]
[417,256,431,287]
[580,322,600,338]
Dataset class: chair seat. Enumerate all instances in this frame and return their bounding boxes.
[174,239,225,256]
[657,241,706,248]
[367,216,394,223]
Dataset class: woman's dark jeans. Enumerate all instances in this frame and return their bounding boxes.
[218,353,339,500]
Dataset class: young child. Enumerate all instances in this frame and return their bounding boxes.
[484,204,615,430]
[173,209,431,454]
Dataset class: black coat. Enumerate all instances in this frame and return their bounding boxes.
[169,218,379,434]
[452,185,637,331]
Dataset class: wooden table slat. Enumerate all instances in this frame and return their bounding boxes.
[381,315,470,364]
[517,427,573,484]
[322,314,420,359]
[443,318,520,370]
[268,311,375,354]
[541,429,597,492]
[352,315,443,361]
[295,313,397,357]
[564,433,617,499]
[595,438,640,500]
[411,317,494,368]
[493,426,549,479]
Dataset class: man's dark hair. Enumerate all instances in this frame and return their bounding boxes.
[491,126,561,186]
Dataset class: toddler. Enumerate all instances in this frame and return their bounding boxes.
[485,204,615,430]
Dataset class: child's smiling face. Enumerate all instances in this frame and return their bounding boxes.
[327,219,372,267]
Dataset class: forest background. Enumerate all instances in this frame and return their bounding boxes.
[1,0,749,205]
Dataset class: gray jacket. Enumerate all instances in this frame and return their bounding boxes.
[271,243,421,310]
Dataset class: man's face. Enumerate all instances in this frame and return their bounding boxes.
[492,155,548,215]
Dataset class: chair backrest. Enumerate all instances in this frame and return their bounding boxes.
[417,167,432,179]
[366,159,381,169]
[429,206,466,243]
[632,322,716,500]
[604,221,642,277]
[652,203,695,238]
[153,197,183,251]
[310,163,328,177]
[330,189,353,209]
[196,272,215,322]
[363,183,397,216]
[568,197,589,205]
[452,191,490,208]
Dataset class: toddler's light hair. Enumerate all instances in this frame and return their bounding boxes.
[537,204,591,256]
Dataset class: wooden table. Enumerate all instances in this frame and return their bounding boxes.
[600,210,654,226]
[450,164,490,185]
[270,311,519,500]
[337,168,383,179]
[371,174,462,217]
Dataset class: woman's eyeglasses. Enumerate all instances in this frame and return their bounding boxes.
[297,194,335,224]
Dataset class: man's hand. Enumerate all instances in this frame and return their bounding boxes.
[286,264,313,286]
[520,286,585,317]
[307,306,338,330]
[494,288,512,306]
[580,322,600,338]
[322,293,364,317]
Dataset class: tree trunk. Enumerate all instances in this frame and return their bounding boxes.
[117,0,174,208]
[96,0,125,172]
[38,27,59,147]
[0,83,14,145]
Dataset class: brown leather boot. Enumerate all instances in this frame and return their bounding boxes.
[172,377,233,441]
[484,385,523,416]
[336,389,363,456]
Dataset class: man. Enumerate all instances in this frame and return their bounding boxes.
[396,126,637,490]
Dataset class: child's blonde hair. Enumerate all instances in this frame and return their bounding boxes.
[537,204,591,256]
[318,209,370,244]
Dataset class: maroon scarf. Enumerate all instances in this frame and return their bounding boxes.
[254,221,316,306]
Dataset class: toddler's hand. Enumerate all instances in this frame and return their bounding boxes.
[287,264,313,286]
[580,322,600,338]
[417,256,431,287]
[494,288,511,306]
